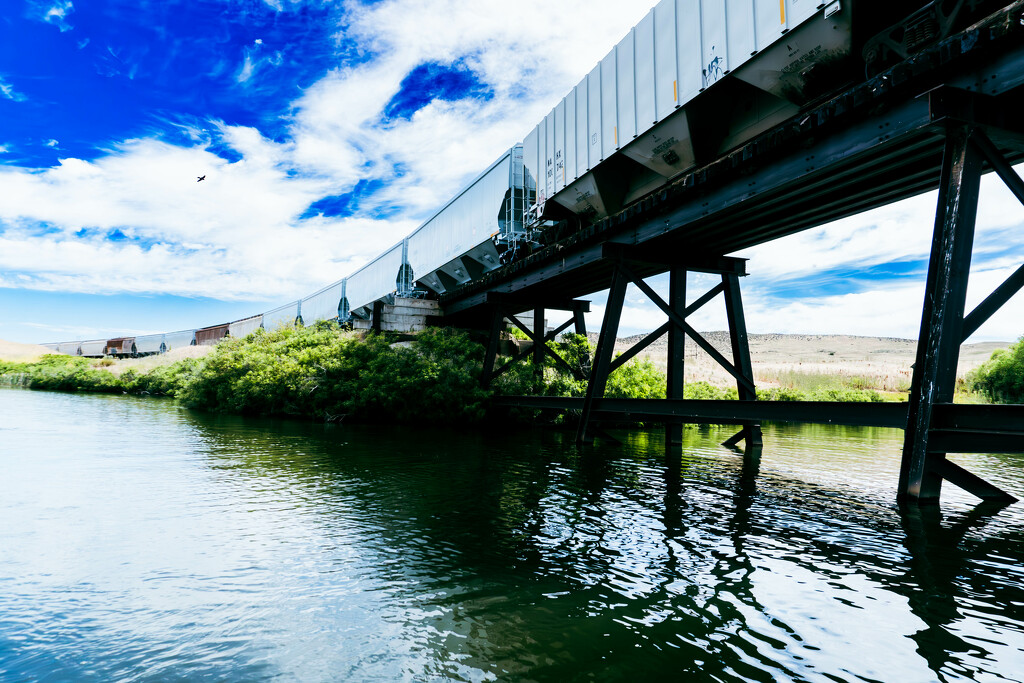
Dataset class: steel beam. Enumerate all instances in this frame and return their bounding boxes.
[485,292,591,313]
[928,458,1018,502]
[502,313,582,380]
[666,266,685,446]
[616,261,757,394]
[928,431,1024,462]
[494,397,1024,456]
[572,301,590,375]
[602,244,747,275]
[961,263,1024,341]
[931,403,1024,430]
[480,305,504,388]
[723,273,762,448]
[609,322,670,374]
[959,131,1024,341]
[497,397,910,428]
[900,125,983,502]
[490,316,577,383]
[533,306,545,390]
[972,127,1024,205]
[929,87,1024,141]
[577,268,628,444]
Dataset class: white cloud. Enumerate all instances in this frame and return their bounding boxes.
[5,0,1022,346]
[3,0,653,312]
[733,167,1024,282]
[581,253,1024,343]
[287,0,653,213]
[44,139,59,148]
[0,76,27,103]
[580,204,1024,342]
[0,133,414,300]
[235,42,283,84]
[28,0,74,32]
[738,260,1024,342]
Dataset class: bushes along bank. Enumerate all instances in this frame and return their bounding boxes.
[2,326,899,426]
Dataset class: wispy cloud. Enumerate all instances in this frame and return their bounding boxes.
[28,0,74,32]
[0,76,27,102]
[0,132,414,300]
[0,0,654,309]
[4,0,1020,345]
[236,40,283,84]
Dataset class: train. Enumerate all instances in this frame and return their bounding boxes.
[42,0,1013,357]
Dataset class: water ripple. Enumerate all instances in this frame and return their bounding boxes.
[2,388,1024,681]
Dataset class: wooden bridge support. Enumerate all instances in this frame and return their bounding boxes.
[479,295,590,390]
[577,247,761,447]
[900,123,1023,504]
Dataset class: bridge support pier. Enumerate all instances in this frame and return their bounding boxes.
[479,295,590,390]
[577,247,761,448]
[900,123,1022,504]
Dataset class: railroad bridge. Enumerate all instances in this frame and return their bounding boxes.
[438,5,1024,505]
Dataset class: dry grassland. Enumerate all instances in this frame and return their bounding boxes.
[599,332,1008,393]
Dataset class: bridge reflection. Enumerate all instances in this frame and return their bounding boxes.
[183,411,1024,681]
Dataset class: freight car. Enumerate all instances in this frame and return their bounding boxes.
[228,315,263,339]
[105,337,136,358]
[79,339,107,358]
[339,144,529,323]
[523,0,1009,224]
[41,1,1013,355]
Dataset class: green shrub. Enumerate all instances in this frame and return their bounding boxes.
[173,324,489,424]
[686,381,738,401]
[967,336,1024,403]
[1,354,122,393]
[491,334,665,400]
[606,357,666,399]
[1,327,490,425]
[120,359,199,396]
[807,387,885,402]
[756,386,805,402]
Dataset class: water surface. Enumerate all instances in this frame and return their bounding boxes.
[1,387,1022,681]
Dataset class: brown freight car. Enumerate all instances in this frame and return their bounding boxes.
[195,324,229,346]
[104,337,136,358]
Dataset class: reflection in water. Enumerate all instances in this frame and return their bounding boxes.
[1,387,1023,682]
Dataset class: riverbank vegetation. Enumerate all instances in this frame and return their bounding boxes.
[967,336,1024,403]
[2,324,489,424]
[7,325,1009,425]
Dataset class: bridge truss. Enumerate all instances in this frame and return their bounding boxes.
[440,4,1024,505]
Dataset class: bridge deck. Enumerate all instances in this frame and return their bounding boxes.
[441,5,1024,325]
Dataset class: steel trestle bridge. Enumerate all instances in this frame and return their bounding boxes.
[439,4,1024,506]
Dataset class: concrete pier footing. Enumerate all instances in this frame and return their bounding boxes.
[352,298,441,333]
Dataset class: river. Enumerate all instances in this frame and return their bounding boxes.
[1,387,1022,682]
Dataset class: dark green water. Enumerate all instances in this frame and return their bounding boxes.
[1,387,1023,682]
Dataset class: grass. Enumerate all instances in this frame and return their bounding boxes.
[757,368,912,394]
[14,326,1001,426]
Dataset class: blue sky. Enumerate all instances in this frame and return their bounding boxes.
[1,0,1022,344]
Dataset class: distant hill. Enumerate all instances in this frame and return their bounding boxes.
[582,332,1011,391]
[0,339,57,363]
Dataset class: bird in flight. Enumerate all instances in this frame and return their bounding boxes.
[197,175,206,182]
